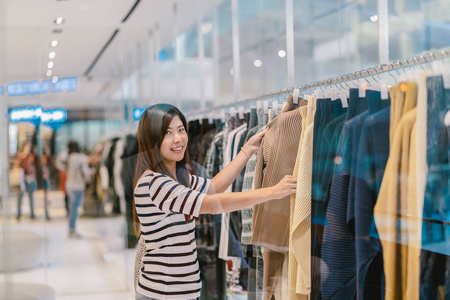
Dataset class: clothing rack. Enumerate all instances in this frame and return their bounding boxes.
[189,48,449,119]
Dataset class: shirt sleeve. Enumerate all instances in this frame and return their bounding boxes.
[188,173,211,194]
[142,173,210,218]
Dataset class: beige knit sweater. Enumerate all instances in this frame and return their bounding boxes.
[252,96,307,300]
[289,95,317,299]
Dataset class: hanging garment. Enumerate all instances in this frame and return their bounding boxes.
[320,89,368,300]
[241,108,268,244]
[353,101,391,299]
[310,91,356,300]
[373,80,419,300]
[219,123,247,260]
[120,134,139,249]
[240,108,267,300]
[228,124,249,257]
[420,75,450,299]
[203,130,225,180]
[234,108,258,193]
[252,95,305,300]
[113,137,125,214]
[289,95,317,299]
[289,104,309,300]
[389,83,407,145]
[100,140,112,191]
[416,72,435,233]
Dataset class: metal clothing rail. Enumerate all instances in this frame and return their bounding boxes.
[192,48,449,115]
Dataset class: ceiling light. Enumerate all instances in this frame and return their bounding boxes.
[55,17,64,25]
[370,15,378,22]
[253,60,262,67]
[49,52,56,59]
[278,50,286,58]
[51,40,58,47]
[47,62,54,69]
[52,76,59,83]
[46,70,52,77]
[201,23,213,34]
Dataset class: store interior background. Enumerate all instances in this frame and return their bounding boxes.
[0,0,449,299]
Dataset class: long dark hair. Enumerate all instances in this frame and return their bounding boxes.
[132,103,194,236]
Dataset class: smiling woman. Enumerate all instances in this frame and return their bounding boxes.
[132,103,296,299]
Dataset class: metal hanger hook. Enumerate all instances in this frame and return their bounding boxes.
[387,63,397,84]
[368,68,379,84]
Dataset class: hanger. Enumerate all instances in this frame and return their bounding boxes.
[387,63,398,84]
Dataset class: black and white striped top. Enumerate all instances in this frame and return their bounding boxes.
[134,172,211,300]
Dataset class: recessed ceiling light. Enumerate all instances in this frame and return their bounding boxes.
[201,23,213,34]
[47,62,54,69]
[55,17,64,25]
[370,15,378,22]
[52,76,59,83]
[51,40,58,47]
[46,70,52,77]
[49,52,56,59]
[278,50,286,58]
[253,60,262,67]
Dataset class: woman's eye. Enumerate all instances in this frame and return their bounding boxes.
[166,131,171,135]
[179,128,185,132]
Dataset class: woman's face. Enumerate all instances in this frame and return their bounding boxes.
[159,115,188,165]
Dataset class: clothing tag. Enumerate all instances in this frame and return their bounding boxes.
[238,106,244,119]
[208,113,214,124]
[339,91,348,108]
[256,101,262,110]
[263,100,269,114]
[229,107,235,117]
[432,61,445,74]
[292,88,299,104]
[330,88,337,101]
[359,79,367,98]
[314,89,322,99]
[443,72,450,89]
[380,80,389,100]
[272,101,278,115]
[445,110,450,127]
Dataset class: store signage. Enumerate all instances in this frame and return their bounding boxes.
[133,107,147,120]
[10,107,67,123]
[2,76,78,97]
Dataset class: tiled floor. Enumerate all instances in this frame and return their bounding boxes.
[1,190,135,299]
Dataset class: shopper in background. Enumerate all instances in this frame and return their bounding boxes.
[41,146,52,220]
[132,104,297,300]
[16,141,37,220]
[66,141,91,238]
[56,147,70,216]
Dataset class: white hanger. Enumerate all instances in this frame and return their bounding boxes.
[293,88,299,105]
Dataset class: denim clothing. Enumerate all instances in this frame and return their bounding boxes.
[68,189,84,231]
[420,76,450,299]
[17,180,36,218]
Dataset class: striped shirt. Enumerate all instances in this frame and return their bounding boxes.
[134,172,211,299]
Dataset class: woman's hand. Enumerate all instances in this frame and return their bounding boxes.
[270,175,297,199]
[243,127,270,155]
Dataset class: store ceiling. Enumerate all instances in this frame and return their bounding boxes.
[1,0,222,111]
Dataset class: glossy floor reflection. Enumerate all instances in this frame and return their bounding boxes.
[1,190,135,299]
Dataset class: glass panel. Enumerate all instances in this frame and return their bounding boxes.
[238,0,287,98]
[389,0,450,61]
[293,0,379,85]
